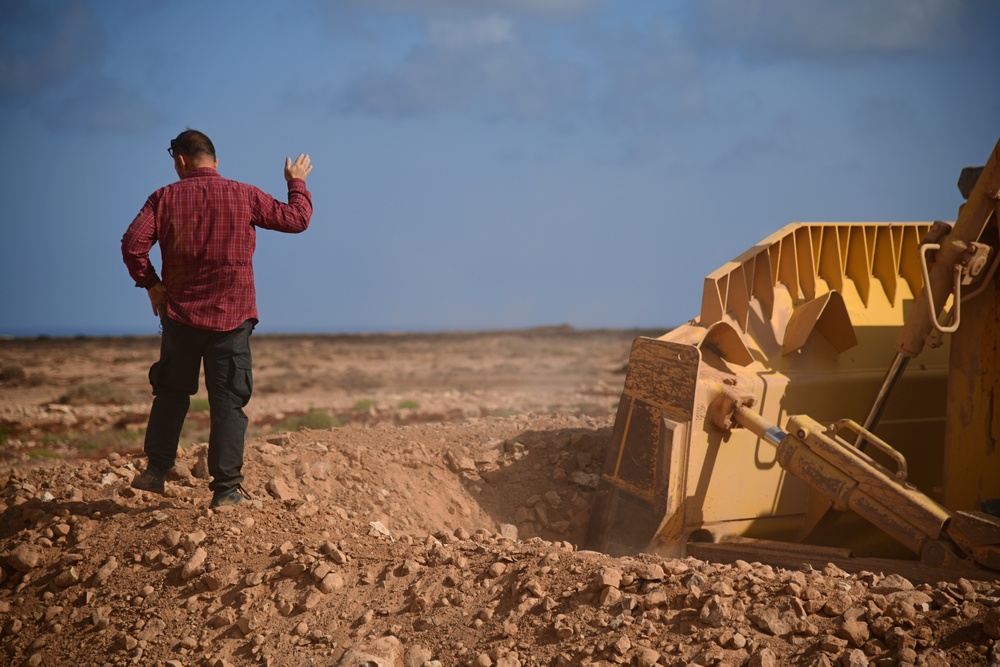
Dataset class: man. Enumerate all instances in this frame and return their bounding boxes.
[122,129,313,508]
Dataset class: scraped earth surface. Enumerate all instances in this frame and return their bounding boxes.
[1,329,999,667]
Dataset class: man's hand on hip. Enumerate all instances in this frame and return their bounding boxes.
[147,283,167,317]
[285,154,313,181]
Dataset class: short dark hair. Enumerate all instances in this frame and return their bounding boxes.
[170,129,216,159]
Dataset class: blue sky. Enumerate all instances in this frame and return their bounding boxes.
[1,0,998,336]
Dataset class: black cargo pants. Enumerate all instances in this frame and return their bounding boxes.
[143,316,255,494]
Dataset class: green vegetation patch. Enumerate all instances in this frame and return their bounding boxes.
[190,397,210,412]
[278,409,344,431]
[26,449,63,460]
[59,382,144,406]
[352,399,378,412]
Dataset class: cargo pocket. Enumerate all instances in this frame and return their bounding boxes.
[230,357,253,407]
[148,360,163,394]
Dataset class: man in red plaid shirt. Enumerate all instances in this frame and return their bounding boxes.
[122,129,313,508]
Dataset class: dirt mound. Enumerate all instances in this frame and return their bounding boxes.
[1,332,999,666]
[3,417,1000,667]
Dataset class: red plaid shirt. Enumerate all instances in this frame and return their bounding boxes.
[122,167,312,331]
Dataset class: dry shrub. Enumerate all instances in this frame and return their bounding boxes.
[0,364,44,386]
[0,364,27,382]
[336,367,382,391]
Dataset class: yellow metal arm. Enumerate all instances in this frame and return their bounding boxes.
[727,402,1000,570]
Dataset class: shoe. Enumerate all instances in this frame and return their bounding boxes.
[210,485,253,509]
[131,468,166,494]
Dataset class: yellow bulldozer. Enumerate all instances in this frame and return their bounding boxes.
[588,138,1000,581]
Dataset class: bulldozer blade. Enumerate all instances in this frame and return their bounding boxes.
[587,337,700,557]
[946,511,1000,570]
[688,536,991,584]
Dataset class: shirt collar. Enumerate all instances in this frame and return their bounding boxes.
[182,167,221,180]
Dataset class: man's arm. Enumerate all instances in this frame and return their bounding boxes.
[252,154,314,233]
[122,197,165,316]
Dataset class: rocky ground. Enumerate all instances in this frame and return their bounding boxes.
[1,330,998,667]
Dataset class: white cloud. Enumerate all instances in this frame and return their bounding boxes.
[427,15,515,49]
[692,0,992,60]
[335,13,586,121]
[344,0,599,17]
[490,0,599,14]
[591,20,705,133]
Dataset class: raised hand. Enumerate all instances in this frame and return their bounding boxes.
[284,154,313,181]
